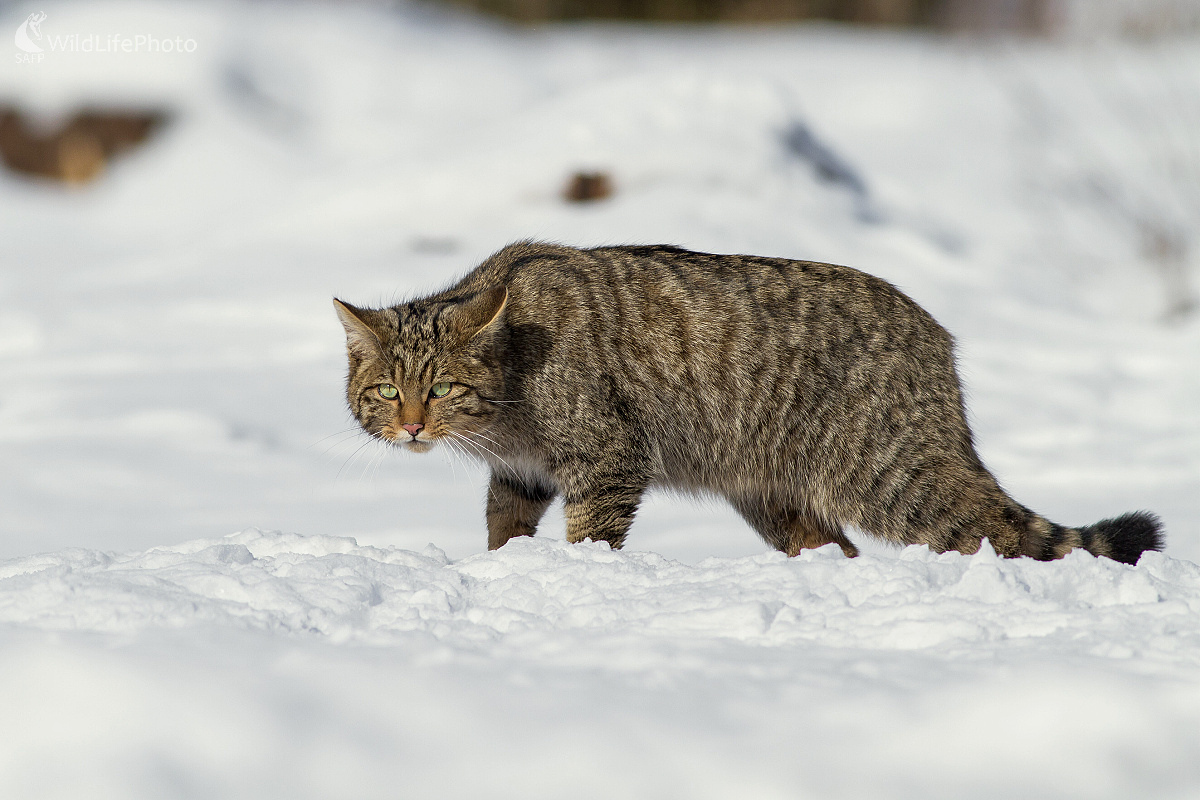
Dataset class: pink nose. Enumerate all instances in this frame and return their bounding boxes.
[401,423,424,437]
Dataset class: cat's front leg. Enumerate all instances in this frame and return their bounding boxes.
[486,471,556,550]
[560,470,649,551]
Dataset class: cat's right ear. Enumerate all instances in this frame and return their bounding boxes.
[333,299,386,357]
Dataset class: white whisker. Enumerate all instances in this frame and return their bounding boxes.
[364,439,390,481]
[445,438,482,483]
[337,437,376,480]
[448,430,516,475]
[314,430,370,457]
[461,428,503,448]
[309,427,367,449]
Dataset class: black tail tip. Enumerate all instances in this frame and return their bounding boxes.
[1086,511,1165,565]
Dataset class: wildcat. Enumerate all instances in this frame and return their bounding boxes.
[335,241,1163,563]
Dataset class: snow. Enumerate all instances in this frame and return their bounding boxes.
[1,1,1199,796]
[4,530,1200,798]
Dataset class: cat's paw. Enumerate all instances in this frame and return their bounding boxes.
[566,533,623,550]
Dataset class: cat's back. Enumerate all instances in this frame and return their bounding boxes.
[453,241,942,350]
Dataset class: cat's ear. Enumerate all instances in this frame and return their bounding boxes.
[333,298,386,357]
[450,286,508,342]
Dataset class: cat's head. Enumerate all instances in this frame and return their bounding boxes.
[334,287,507,454]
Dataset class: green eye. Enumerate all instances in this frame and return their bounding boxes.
[430,382,452,398]
[378,384,399,400]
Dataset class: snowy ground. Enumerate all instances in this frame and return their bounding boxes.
[4,530,1200,799]
[1,1,1199,797]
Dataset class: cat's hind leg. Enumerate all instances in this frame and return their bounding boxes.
[487,471,556,550]
[731,496,859,558]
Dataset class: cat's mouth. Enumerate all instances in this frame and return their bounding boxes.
[382,427,436,453]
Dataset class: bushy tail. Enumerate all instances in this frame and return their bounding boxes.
[1078,511,1165,565]
[1026,510,1164,564]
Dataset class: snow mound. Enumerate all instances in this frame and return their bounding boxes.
[4,529,1197,656]
[3,531,1200,800]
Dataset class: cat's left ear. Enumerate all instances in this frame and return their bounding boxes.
[450,286,508,342]
[333,298,387,357]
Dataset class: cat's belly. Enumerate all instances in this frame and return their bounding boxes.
[653,444,794,498]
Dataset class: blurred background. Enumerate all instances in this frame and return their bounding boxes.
[1,0,1197,563]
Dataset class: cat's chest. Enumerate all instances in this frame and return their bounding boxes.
[477,446,558,489]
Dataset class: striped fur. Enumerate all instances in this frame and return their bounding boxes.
[335,242,1164,564]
